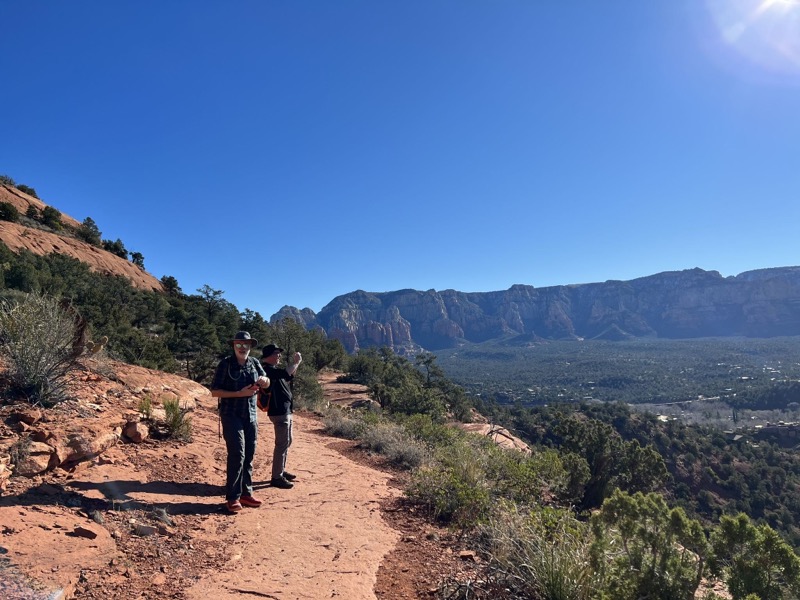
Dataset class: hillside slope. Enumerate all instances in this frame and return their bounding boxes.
[0,184,162,292]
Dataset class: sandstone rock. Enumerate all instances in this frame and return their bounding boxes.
[12,407,43,425]
[0,455,12,492]
[14,440,56,476]
[64,430,120,464]
[72,526,99,539]
[123,421,149,443]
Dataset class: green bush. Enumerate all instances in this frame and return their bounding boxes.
[399,412,464,448]
[76,217,102,246]
[407,439,492,527]
[408,463,491,528]
[138,395,153,420]
[0,202,20,223]
[0,292,81,406]
[16,184,39,199]
[163,397,192,441]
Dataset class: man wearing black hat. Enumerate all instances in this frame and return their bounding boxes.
[211,331,270,513]
[261,343,302,489]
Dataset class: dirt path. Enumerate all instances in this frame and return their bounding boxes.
[182,405,401,600]
[1,365,483,599]
[1,390,402,599]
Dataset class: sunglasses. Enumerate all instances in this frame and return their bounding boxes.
[234,342,251,349]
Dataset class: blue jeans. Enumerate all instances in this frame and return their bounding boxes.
[269,413,293,479]
[221,413,258,501]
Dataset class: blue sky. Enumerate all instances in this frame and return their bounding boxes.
[2,1,799,320]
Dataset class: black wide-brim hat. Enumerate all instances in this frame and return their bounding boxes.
[230,331,258,347]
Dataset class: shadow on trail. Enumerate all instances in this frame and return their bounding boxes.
[0,479,224,515]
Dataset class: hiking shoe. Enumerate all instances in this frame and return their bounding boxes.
[226,500,243,513]
[240,495,263,508]
[282,471,297,481]
[270,476,294,489]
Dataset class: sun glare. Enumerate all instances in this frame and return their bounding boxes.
[705,0,800,76]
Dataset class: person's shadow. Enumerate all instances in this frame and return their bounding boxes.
[1,479,226,515]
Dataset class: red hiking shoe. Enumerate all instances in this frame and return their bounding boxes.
[240,495,263,508]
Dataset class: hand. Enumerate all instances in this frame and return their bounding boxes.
[243,384,259,396]
[293,351,302,364]
[258,376,270,388]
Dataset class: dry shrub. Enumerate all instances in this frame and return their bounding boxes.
[0,292,81,406]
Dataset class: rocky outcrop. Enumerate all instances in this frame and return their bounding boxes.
[0,185,163,292]
[278,267,800,352]
[271,305,319,328]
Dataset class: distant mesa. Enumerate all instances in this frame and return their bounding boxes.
[271,266,800,354]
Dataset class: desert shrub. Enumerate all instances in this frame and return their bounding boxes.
[358,421,428,469]
[76,217,102,246]
[41,206,61,230]
[399,412,464,448]
[478,503,597,600]
[102,238,128,259]
[322,409,365,440]
[407,439,492,527]
[162,397,192,441]
[0,292,81,406]
[25,205,39,220]
[138,395,153,420]
[408,462,491,528]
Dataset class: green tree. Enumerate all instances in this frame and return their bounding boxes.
[160,275,182,296]
[710,513,800,600]
[130,251,145,269]
[591,489,711,600]
[102,238,128,259]
[197,284,225,321]
[76,217,102,246]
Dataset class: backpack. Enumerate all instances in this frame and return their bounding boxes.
[257,386,272,412]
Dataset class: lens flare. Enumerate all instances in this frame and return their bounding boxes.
[705,0,800,76]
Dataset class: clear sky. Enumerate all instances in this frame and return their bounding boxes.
[2,1,799,320]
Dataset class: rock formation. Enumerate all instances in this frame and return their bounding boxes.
[275,267,800,353]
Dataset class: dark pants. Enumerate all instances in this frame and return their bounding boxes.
[221,413,258,501]
[269,413,293,479]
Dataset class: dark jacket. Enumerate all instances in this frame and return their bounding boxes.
[263,364,294,416]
